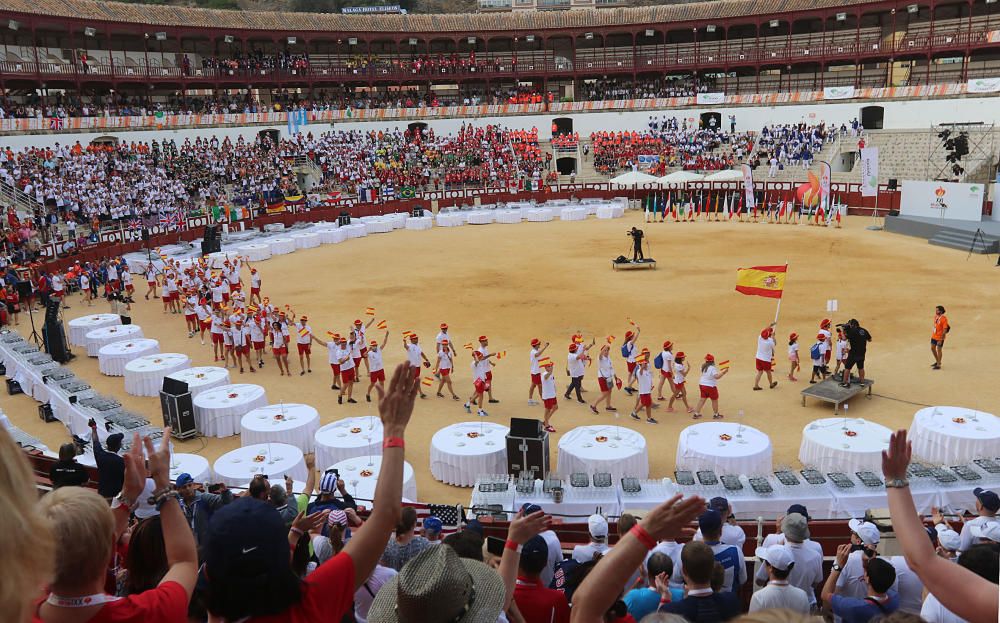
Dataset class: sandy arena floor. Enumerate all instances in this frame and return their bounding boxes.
[6,214,999,505]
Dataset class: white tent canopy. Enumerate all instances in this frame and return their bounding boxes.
[656,170,705,184]
[703,169,744,181]
[609,171,659,187]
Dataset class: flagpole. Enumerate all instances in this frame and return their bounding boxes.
[773,262,788,326]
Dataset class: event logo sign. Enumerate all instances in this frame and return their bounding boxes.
[823,86,856,100]
[967,77,1000,93]
[860,147,880,197]
[900,180,985,221]
[696,92,726,105]
[637,154,660,170]
[741,163,756,209]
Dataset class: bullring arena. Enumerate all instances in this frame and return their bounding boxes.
[2,0,1000,619]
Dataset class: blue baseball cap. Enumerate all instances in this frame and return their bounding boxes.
[205,498,289,581]
[786,504,810,520]
[423,516,444,535]
[521,503,543,515]
[698,510,723,534]
[974,488,1000,513]
[175,472,194,487]
[521,535,548,564]
[464,518,484,536]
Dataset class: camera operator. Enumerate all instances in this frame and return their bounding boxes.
[628,226,645,262]
[837,319,871,388]
[109,291,132,325]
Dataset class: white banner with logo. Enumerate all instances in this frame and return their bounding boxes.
[966,77,1000,93]
[900,180,985,221]
[823,86,856,100]
[741,163,756,210]
[859,148,880,197]
[696,92,726,105]
[819,161,832,209]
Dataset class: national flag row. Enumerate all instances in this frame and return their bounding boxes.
[642,190,844,226]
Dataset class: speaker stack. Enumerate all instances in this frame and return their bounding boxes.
[505,417,550,477]
[42,299,71,363]
[159,376,197,439]
[201,224,221,255]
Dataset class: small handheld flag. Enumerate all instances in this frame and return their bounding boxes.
[717,359,731,370]
[422,377,434,387]
[496,350,507,360]
[298,328,309,338]
[365,307,376,316]
[626,317,636,326]
[326,331,336,338]
[463,343,474,350]
[606,335,616,344]
[377,320,388,330]
[402,330,413,337]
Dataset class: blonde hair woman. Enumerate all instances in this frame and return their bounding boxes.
[0,427,53,623]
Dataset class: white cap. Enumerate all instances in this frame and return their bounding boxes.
[848,519,880,546]
[970,521,1000,543]
[936,527,961,551]
[134,478,159,520]
[755,545,795,571]
[588,514,609,538]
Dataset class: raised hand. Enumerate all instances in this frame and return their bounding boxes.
[639,494,705,542]
[507,510,552,545]
[121,432,146,504]
[143,427,173,489]
[292,509,329,535]
[377,363,418,437]
[882,429,911,481]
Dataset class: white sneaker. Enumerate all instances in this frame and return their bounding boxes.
[527,399,538,406]
[478,409,488,417]
[464,402,471,413]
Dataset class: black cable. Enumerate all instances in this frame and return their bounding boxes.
[870,393,933,408]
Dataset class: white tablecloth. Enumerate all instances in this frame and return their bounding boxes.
[123,353,191,396]
[68,314,120,346]
[676,422,774,476]
[467,211,494,225]
[387,213,409,229]
[164,366,231,398]
[85,324,143,356]
[329,457,417,503]
[559,207,588,221]
[97,338,160,376]
[194,383,268,438]
[557,425,649,479]
[291,232,321,249]
[435,213,466,227]
[342,223,369,238]
[525,207,554,222]
[268,238,296,255]
[405,217,433,231]
[495,210,523,224]
[237,243,272,262]
[317,228,347,244]
[363,218,393,234]
[430,422,509,487]
[214,443,306,486]
[170,453,211,484]
[314,416,384,468]
[596,204,626,219]
[240,403,320,452]
[910,406,1000,465]
[799,418,893,473]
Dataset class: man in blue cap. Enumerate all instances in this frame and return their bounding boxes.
[513,535,570,623]
[673,510,746,593]
[692,497,746,546]
[960,488,999,551]
[522,502,563,587]
[174,472,233,556]
[423,516,444,543]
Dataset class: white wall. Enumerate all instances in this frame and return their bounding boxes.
[4,95,1000,150]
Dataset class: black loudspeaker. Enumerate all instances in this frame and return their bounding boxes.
[7,377,23,395]
[203,224,220,240]
[159,390,196,439]
[42,323,70,363]
[887,179,898,190]
[15,280,33,299]
[45,299,60,324]
[162,376,189,395]
[411,206,424,218]
[201,238,221,255]
[38,403,56,423]
[141,227,150,242]
[510,417,543,438]
[338,211,351,227]
[506,430,550,477]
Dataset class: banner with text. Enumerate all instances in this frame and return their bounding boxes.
[966,77,1000,93]
[860,147,880,197]
[900,180,985,221]
[823,86,856,100]
[819,161,832,209]
[696,92,726,105]
[741,163,756,210]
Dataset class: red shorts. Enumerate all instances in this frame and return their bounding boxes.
[485,370,493,381]
[211,333,224,344]
[531,373,542,386]
[439,368,451,377]
[755,358,772,372]
[250,287,260,296]
[639,393,652,407]
[273,346,287,356]
[661,369,672,377]
[147,280,156,286]
[331,363,340,375]
[212,301,222,310]
[110,279,120,289]
[824,351,832,362]
[543,397,557,409]
[341,368,356,383]
[627,361,637,374]
[412,366,421,379]
[370,369,385,383]
[360,347,368,357]
[237,345,250,355]
[222,292,230,302]
[353,357,362,368]
[230,283,241,291]
[598,377,612,392]
[252,341,264,351]
[125,284,134,293]
[473,378,490,394]
[297,344,311,355]
[675,381,685,389]
[699,385,719,400]
[184,313,195,321]
[201,319,212,328]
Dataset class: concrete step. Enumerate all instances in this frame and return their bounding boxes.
[928,230,1000,253]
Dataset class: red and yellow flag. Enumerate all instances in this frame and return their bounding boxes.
[735,265,787,299]
[365,307,376,316]
[376,320,388,330]
[298,327,309,338]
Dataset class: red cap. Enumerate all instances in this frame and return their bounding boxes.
[441,339,450,345]
[760,328,772,338]
[820,318,832,328]
[641,347,650,353]
[300,315,308,321]
[663,340,673,349]
[675,351,686,359]
[354,319,362,325]
[625,331,634,339]
[369,340,378,347]
[569,343,578,352]
[789,332,799,340]
[478,335,488,342]
[705,353,715,362]
[440,323,448,330]
[530,338,541,347]
[410,334,419,340]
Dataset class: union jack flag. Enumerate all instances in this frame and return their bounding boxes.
[126,218,142,231]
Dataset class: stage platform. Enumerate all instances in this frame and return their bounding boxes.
[884,214,1000,254]
[612,258,657,270]
[801,376,874,413]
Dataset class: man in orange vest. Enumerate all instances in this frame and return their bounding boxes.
[930,305,950,370]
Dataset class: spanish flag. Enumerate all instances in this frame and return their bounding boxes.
[376,320,387,330]
[735,265,787,299]
[365,307,376,316]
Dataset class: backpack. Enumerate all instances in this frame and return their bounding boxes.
[654,353,664,370]
[810,343,822,360]
[621,344,630,358]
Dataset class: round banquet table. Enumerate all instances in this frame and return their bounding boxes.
[557,425,649,479]
[329,457,417,503]
[169,453,211,484]
[85,324,143,356]
[314,416,384,468]
[317,228,347,244]
[123,353,191,396]
[341,223,368,238]
[910,406,1000,465]
[525,207,554,222]
[798,417,892,473]
[268,238,296,255]
[467,211,494,225]
[194,383,268,438]
[97,338,160,376]
[596,205,626,219]
[237,243,272,262]
[495,210,522,224]
[405,216,434,231]
[291,232,321,249]
[676,422,773,476]
[363,219,393,234]
[430,421,509,487]
[68,314,120,346]
[435,213,466,227]
[560,207,588,221]
[387,213,409,228]
[214,443,306,487]
[164,366,231,398]
[240,403,320,452]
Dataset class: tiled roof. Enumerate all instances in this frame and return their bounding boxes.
[3,0,883,34]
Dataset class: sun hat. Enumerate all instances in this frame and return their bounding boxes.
[782,513,810,542]
[478,335,488,342]
[530,338,541,347]
[663,340,673,349]
[441,339,450,345]
[675,351,686,360]
[568,343,578,352]
[367,545,505,623]
[440,323,448,329]
[134,478,159,520]
[370,340,378,347]
[790,332,799,340]
[755,545,795,571]
[355,319,363,325]
[816,333,825,340]
[705,353,715,362]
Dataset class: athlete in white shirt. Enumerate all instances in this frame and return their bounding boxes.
[295,316,313,375]
[436,323,456,357]
[314,333,344,390]
[527,338,549,406]
[364,332,390,402]
[694,354,730,419]
[754,324,778,390]
[655,340,676,401]
[335,336,357,404]
[231,319,254,374]
[589,343,617,414]
[144,265,158,300]
[622,326,641,394]
[404,334,432,399]
[434,339,460,400]
[565,338,594,403]
[270,320,291,376]
[248,314,266,367]
[668,351,691,413]
[476,335,499,404]
[248,267,262,305]
[629,354,658,424]
[538,357,558,431]
[464,350,491,417]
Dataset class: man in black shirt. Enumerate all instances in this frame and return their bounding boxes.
[89,420,125,500]
[662,541,741,622]
[629,227,645,262]
[839,319,872,388]
[49,443,89,489]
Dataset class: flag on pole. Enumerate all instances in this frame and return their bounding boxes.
[723,193,730,219]
[735,265,788,299]
[377,320,388,330]
[365,307,376,316]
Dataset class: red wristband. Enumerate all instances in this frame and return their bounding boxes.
[630,524,657,550]
[505,539,523,553]
[382,437,405,450]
